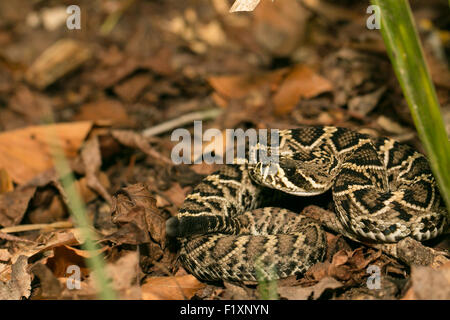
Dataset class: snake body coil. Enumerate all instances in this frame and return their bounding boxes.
[166,126,448,282]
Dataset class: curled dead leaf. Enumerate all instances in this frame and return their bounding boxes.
[208,69,287,100]
[109,183,163,245]
[0,186,36,227]
[402,262,450,300]
[0,255,31,300]
[278,276,342,300]
[45,245,92,278]
[141,275,205,300]
[0,122,92,184]
[25,38,92,89]
[273,64,333,115]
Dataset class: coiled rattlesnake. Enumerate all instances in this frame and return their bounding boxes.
[166,126,448,282]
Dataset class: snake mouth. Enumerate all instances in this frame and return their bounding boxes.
[249,161,331,196]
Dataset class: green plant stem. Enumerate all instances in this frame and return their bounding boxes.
[371,0,450,216]
[48,126,116,300]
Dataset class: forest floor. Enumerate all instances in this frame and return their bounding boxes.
[0,0,448,300]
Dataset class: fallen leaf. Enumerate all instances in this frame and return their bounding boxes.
[9,230,80,266]
[92,53,139,89]
[376,115,411,135]
[45,245,91,278]
[208,69,287,100]
[74,99,134,127]
[273,64,333,115]
[113,74,152,103]
[0,249,11,262]
[348,86,386,117]
[106,251,141,299]
[278,277,342,300]
[0,122,92,184]
[26,186,66,224]
[0,168,14,193]
[25,38,92,89]
[402,262,450,300]
[80,136,112,204]
[141,275,205,300]
[0,186,36,227]
[0,256,31,300]
[108,183,162,246]
[8,85,53,125]
[222,281,253,300]
[111,130,173,166]
[31,263,63,299]
[253,0,309,56]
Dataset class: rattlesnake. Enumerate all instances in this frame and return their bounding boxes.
[166,126,448,282]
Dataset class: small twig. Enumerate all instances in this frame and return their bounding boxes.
[0,221,73,234]
[0,231,36,244]
[141,108,223,137]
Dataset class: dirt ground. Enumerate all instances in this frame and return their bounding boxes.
[0,0,449,300]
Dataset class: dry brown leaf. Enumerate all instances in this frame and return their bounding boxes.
[0,186,36,227]
[301,0,362,22]
[106,251,141,299]
[74,99,134,126]
[273,64,333,115]
[208,69,287,100]
[332,250,350,266]
[348,86,386,117]
[141,275,205,300]
[25,38,92,89]
[139,47,174,76]
[304,246,385,286]
[0,122,92,184]
[0,256,31,300]
[26,189,66,224]
[92,54,139,89]
[0,168,14,193]
[402,262,450,300]
[253,0,309,56]
[158,182,190,209]
[31,263,63,299]
[80,136,112,204]
[45,245,92,278]
[278,276,342,300]
[222,281,253,300]
[0,249,11,262]
[9,230,80,266]
[113,74,152,103]
[108,183,163,246]
[111,130,173,165]
[9,85,53,124]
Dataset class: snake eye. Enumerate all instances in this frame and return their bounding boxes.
[281,159,297,177]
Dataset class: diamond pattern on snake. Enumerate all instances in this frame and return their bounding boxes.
[166,126,448,282]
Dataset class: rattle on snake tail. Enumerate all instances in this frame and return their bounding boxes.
[166,126,448,282]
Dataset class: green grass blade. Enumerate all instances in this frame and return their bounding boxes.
[370,0,450,216]
[47,124,117,300]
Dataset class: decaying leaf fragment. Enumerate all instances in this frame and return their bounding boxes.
[26,38,92,89]
[0,256,32,300]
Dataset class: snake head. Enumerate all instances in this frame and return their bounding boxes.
[248,157,333,196]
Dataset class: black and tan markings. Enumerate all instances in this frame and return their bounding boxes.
[168,126,448,282]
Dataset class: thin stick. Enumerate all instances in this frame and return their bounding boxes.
[0,221,73,234]
[141,108,223,137]
[0,232,36,244]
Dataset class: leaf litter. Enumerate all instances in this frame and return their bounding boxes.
[0,0,448,300]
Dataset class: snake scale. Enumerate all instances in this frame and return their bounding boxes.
[166,126,448,282]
